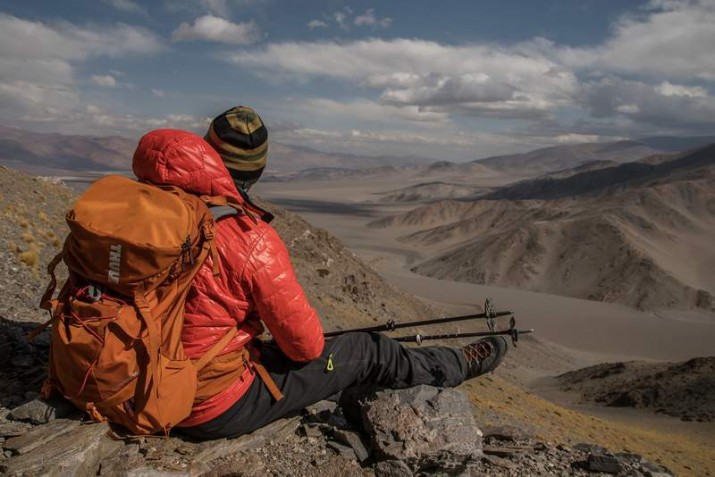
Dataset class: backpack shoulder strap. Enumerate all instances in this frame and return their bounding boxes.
[209,205,239,222]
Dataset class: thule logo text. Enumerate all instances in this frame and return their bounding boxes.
[108,244,122,284]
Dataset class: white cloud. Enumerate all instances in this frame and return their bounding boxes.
[226,0,715,140]
[554,133,600,144]
[307,19,328,30]
[354,9,392,28]
[0,14,163,61]
[91,74,118,88]
[14,103,211,136]
[558,0,715,79]
[0,14,176,137]
[151,88,166,98]
[616,104,640,114]
[655,81,707,98]
[0,81,78,113]
[228,39,578,119]
[583,77,715,131]
[103,0,146,14]
[274,127,479,148]
[380,73,517,106]
[334,12,349,30]
[295,97,450,123]
[172,15,261,44]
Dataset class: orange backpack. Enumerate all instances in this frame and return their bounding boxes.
[37,175,243,435]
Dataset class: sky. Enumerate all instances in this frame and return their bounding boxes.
[1,0,714,160]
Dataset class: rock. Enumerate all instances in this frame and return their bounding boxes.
[3,419,80,455]
[0,421,31,438]
[300,423,323,438]
[483,445,530,458]
[586,454,622,474]
[361,385,482,472]
[189,416,301,466]
[125,467,190,476]
[640,457,673,474]
[304,400,338,415]
[482,424,531,442]
[573,442,610,455]
[8,397,77,425]
[0,422,121,476]
[327,440,357,460]
[98,443,144,476]
[483,454,517,469]
[374,459,414,477]
[332,429,369,463]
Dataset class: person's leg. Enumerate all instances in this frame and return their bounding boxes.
[182,332,468,439]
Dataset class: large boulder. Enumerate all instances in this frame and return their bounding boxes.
[360,385,483,474]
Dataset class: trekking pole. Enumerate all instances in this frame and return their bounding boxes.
[393,317,533,347]
[323,308,513,338]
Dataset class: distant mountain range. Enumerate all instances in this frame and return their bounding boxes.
[0,125,433,176]
[371,144,715,312]
[0,125,136,174]
[2,124,714,181]
[482,145,714,201]
[473,141,658,176]
[472,137,715,177]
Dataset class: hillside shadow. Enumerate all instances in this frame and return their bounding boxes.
[484,143,715,201]
[0,316,50,408]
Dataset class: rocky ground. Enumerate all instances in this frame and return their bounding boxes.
[0,323,675,477]
[0,166,708,475]
[0,275,679,476]
[557,358,715,422]
[0,166,75,325]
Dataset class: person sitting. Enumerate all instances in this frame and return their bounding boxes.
[129,106,508,439]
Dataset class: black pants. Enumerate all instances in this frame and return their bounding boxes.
[182,332,468,439]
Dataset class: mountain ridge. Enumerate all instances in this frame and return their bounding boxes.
[371,146,715,311]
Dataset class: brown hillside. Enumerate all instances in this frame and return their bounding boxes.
[376,182,480,203]
[371,148,715,311]
[557,357,715,422]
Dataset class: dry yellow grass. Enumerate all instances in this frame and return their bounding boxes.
[18,249,39,268]
[7,241,22,254]
[21,231,35,244]
[462,376,715,476]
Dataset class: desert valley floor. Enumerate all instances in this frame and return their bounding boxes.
[255,178,715,364]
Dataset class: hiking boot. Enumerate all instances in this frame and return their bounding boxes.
[462,336,508,379]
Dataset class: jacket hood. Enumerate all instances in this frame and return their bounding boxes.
[133,129,241,199]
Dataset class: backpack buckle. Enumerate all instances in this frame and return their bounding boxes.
[87,285,103,302]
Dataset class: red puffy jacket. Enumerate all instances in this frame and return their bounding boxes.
[132,129,324,426]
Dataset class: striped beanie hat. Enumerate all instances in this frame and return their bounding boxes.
[205,106,268,188]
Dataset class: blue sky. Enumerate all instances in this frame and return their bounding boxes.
[1,0,714,160]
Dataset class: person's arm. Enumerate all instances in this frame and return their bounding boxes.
[243,225,324,362]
